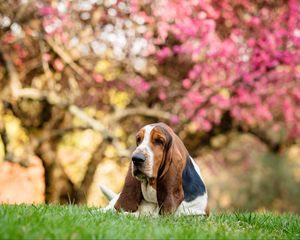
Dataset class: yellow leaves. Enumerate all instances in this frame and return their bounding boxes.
[59,129,102,152]
[111,127,129,151]
[95,60,110,73]
[59,147,92,187]
[187,122,198,133]
[4,114,29,159]
[127,134,136,147]
[104,145,117,158]
[87,159,128,207]
[94,109,107,120]
[210,134,228,149]
[0,139,4,162]
[108,89,130,109]
[219,88,230,99]
[148,65,158,75]
[5,115,26,140]
[94,60,121,81]
[58,129,102,187]
[105,69,121,81]
[91,8,103,25]
[114,126,126,139]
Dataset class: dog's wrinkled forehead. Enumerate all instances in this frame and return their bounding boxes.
[135,124,153,145]
[136,123,172,144]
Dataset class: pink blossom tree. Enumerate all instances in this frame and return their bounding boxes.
[128,0,300,150]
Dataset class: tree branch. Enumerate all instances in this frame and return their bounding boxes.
[35,126,90,147]
[0,47,22,98]
[14,87,130,156]
[111,107,172,122]
[241,127,281,152]
[45,37,92,83]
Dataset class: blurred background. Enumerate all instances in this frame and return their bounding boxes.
[0,0,299,213]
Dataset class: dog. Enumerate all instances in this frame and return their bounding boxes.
[100,122,208,216]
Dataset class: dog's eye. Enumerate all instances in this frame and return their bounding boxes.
[136,137,141,146]
[154,138,163,146]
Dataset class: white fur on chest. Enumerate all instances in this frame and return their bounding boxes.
[141,181,157,203]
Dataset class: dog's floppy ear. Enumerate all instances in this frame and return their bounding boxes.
[114,164,142,212]
[156,126,187,215]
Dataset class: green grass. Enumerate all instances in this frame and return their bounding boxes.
[0,205,299,239]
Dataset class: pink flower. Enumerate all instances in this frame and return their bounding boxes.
[93,74,103,83]
[43,53,51,62]
[139,80,151,92]
[188,65,201,80]
[247,38,256,47]
[128,78,150,93]
[211,95,230,109]
[170,115,180,124]
[159,91,167,101]
[40,6,55,16]
[256,104,273,121]
[188,91,205,104]
[156,47,172,62]
[247,17,260,26]
[202,120,212,132]
[283,99,295,122]
[53,59,64,72]
[182,78,192,89]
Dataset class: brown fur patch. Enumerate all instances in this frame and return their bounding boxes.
[154,123,188,214]
[149,178,157,190]
[150,127,168,178]
[114,164,142,212]
[136,128,145,146]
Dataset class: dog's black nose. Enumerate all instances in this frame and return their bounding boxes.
[132,153,146,166]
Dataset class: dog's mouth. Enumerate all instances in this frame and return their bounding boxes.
[133,168,148,180]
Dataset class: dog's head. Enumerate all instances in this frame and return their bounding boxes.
[131,123,173,180]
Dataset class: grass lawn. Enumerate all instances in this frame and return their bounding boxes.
[0,205,299,239]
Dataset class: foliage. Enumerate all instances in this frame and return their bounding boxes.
[1,0,299,139]
[0,0,299,205]
[0,205,299,240]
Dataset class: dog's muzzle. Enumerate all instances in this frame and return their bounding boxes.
[132,152,148,178]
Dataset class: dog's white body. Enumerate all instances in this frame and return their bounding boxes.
[101,191,208,217]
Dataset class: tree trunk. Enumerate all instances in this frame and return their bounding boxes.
[74,141,108,204]
[36,140,75,204]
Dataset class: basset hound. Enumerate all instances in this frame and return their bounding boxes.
[102,122,208,216]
